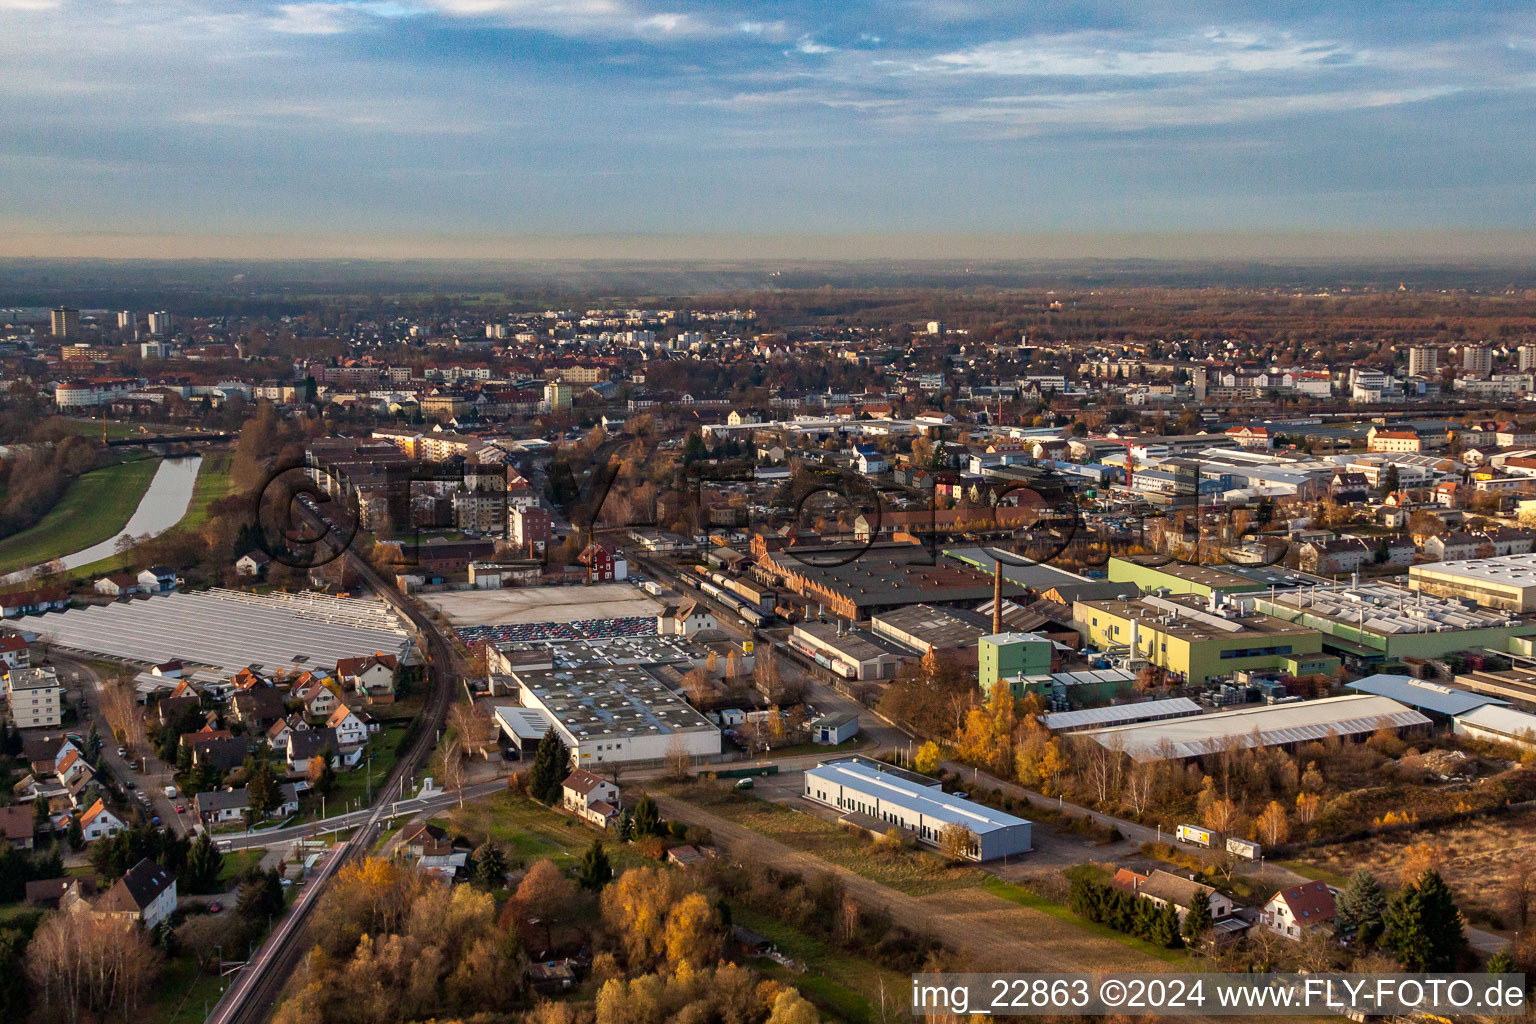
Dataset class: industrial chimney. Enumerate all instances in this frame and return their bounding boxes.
[992,561,1003,634]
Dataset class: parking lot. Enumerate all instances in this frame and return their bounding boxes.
[418,582,665,626]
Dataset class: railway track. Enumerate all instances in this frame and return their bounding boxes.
[206,513,460,1024]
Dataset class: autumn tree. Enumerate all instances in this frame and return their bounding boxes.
[939,823,976,863]
[913,741,942,775]
[1256,801,1290,846]
[663,891,722,969]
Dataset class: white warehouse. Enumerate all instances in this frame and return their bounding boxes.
[513,664,721,768]
[803,758,1031,861]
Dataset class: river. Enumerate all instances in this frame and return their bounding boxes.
[6,455,203,581]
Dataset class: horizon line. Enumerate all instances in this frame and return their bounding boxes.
[5,229,1536,263]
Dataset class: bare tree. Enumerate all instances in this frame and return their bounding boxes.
[448,701,496,760]
[441,735,467,808]
[27,911,161,1024]
[99,676,146,754]
[663,738,692,782]
[1122,761,1155,816]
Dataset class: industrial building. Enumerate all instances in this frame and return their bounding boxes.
[1076,693,1430,762]
[802,758,1031,861]
[1073,592,1336,685]
[1454,665,1536,711]
[511,665,721,767]
[789,621,909,681]
[490,705,556,757]
[1033,667,1139,705]
[1344,673,1507,723]
[759,551,1029,619]
[1253,581,1536,668]
[1452,704,1536,752]
[1041,697,1202,733]
[1105,557,1301,600]
[869,604,991,656]
[4,589,412,673]
[942,548,1130,603]
[1408,554,1536,612]
[978,632,1057,697]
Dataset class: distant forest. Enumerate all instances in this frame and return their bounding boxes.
[3,258,1536,314]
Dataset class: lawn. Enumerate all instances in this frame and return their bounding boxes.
[145,950,230,1024]
[67,452,236,580]
[667,783,981,896]
[307,724,410,818]
[217,848,265,886]
[979,878,1189,965]
[0,457,161,575]
[435,789,626,869]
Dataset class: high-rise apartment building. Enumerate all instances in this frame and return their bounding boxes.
[1407,346,1438,377]
[1519,345,1536,373]
[50,307,79,338]
[116,310,134,330]
[148,310,172,336]
[1463,345,1494,379]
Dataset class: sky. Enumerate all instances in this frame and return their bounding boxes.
[2,0,1535,259]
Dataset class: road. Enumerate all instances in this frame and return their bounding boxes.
[214,779,507,851]
[53,654,193,837]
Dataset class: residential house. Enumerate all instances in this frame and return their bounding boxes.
[25,877,94,909]
[0,634,30,670]
[135,566,177,593]
[397,822,470,871]
[194,783,300,826]
[0,587,69,617]
[95,858,177,930]
[292,673,342,720]
[577,542,626,582]
[335,654,398,704]
[325,706,370,750]
[854,446,889,475]
[1423,532,1489,562]
[78,799,126,842]
[192,736,252,776]
[0,804,34,849]
[1476,527,1536,556]
[1261,881,1336,940]
[561,768,621,828]
[231,687,286,733]
[93,573,139,598]
[1112,868,1234,922]
[656,600,717,637]
[235,550,271,577]
[287,727,358,773]
[266,714,306,750]
[1299,537,1373,575]
[1328,472,1370,505]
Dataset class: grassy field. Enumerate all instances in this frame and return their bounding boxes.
[435,790,634,870]
[668,783,981,896]
[980,878,1188,964]
[0,457,161,575]
[68,452,236,580]
[307,724,410,818]
[217,847,265,886]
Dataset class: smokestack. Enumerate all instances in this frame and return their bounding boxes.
[992,561,1003,634]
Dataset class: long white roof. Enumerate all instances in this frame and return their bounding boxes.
[9,589,410,672]
[1455,703,1536,742]
[1079,694,1430,762]
[805,759,1030,835]
[1043,697,1201,731]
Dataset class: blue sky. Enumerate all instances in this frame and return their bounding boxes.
[2,0,1534,257]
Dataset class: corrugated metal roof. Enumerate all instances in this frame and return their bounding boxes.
[1346,674,1507,717]
[1080,694,1431,761]
[805,760,1030,834]
[1042,697,1202,731]
[1455,704,1536,742]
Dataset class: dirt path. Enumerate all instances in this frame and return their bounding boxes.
[655,794,1171,973]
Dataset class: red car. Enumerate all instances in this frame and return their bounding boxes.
[175,804,185,813]
[207,903,222,914]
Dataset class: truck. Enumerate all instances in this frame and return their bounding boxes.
[1176,824,1213,847]
[163,785,178,799]
[1225,837,1261,861]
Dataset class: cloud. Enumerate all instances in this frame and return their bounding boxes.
[268,3,357,34]
[0,0,60,9]
[929,28,1362,77]
[794,34,834,55]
